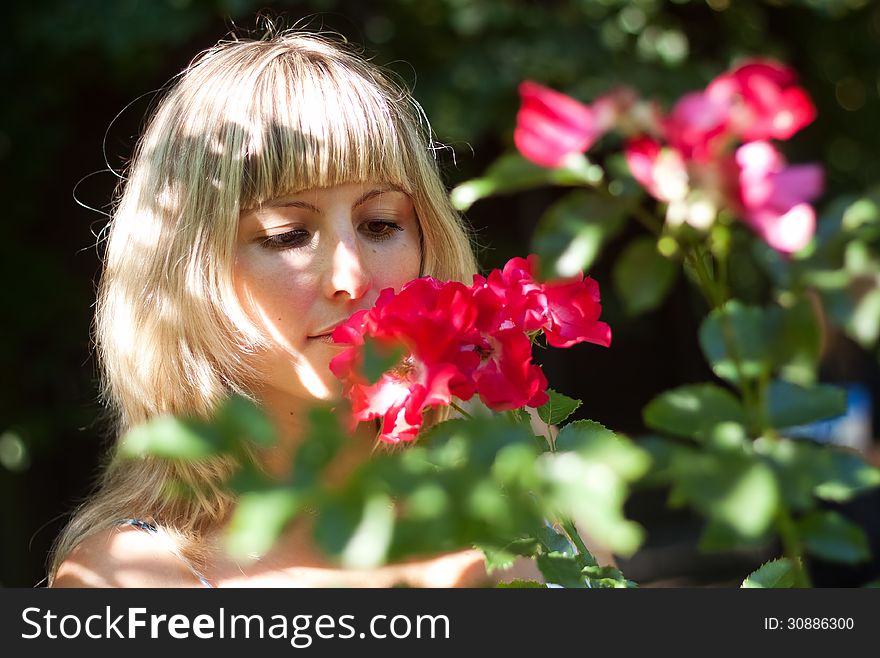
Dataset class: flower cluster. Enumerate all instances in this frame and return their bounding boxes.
[329,255,611,443]
[515,61,823,255]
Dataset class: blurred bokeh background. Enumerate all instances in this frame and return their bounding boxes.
[2,0,878,587]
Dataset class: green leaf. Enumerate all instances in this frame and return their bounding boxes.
[699,301,771,383]
[767,380,847,429]
[756,437,828,512]
[554,420,650,480]
[741,558,796,588]
[698,517,772,552]
[536,524,576,557]
[766,299,823,386]
[289,405,350,488]
[224,488,302,559]
[531,190,628,279]
[710,460,779,540]
[643,383,747,442]
[612,236,678,316]
[849,287,880,349]
[798,510,871,564]
[340,492,395,569]
[361,336,406,385]
[214,394,277,448]
[536,552,590,588]
[581,564,638,588]
[536,388,582,426]
[536,552,635,588]
[449,152,599,211]
[477,545,517,573]
[668,449,779,542]
[477,538,541,573]
[759,438,880,507]
[537,448,645,556]
[118,415,223,459]
[815,448,880,502]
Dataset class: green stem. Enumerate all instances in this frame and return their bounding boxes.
[685,245,812,587]
[561,519,598,567]
[450,400,472,419]
[685,245,764,436]
[775,505,812,588]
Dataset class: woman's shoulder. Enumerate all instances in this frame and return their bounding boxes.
[52,524,207,588]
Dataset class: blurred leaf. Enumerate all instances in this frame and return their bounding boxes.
[536,388,582,426]
[814,448,880,502]
[289,406,349,488]
[214,394,277,448]
[341,492,395,569]
[537,448,645,556]
[613,236,678,316]
[554,420,650,480]
[699,301,771,384]
[798,510,871,564]
[848,287,880,349]
[404,483,451,521]
[314,498,364,557]
[225,488,302,559]
[767,380,847,429]
[708,460,779,540]
[118,415,223,459]
[757,437,828,512]
[643,384,747,442]
[362,336,406,385]
[450,152,597,211]
[667,447,779,543]
[758,437,880,507]
[766,299,823,386]
[531,190,628,279]
[842,193,880,234]
[741,558,796,588]
[698,517,771,552]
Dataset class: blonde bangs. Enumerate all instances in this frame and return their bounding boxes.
[245,55,415,208]
[183,40,418,210]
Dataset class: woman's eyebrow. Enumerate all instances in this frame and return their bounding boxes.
[268,199,320,212]
[352,185,407,208]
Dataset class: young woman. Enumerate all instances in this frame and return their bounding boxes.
[47,28,549,587]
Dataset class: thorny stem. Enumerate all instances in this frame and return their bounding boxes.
[684,243,811,587]
[561,519,598,567]
[775,503,813,588]
[449,400,472,419]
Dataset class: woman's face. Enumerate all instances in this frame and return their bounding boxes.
[234,181,422,403]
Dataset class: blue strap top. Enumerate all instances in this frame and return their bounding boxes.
[115,519,214,588]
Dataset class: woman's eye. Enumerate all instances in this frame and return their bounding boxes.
[260,230,311,250]
[362,220,403,241]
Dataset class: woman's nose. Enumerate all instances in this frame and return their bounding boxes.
[322,232,372,300]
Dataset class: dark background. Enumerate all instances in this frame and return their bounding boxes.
[2,0,879,587]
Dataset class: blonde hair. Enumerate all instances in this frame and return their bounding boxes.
[48,29,480,584]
